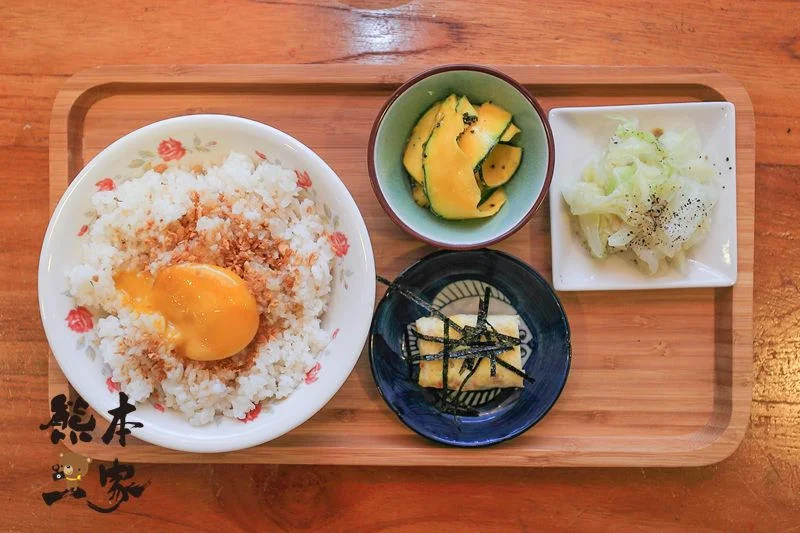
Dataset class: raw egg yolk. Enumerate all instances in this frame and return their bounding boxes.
[114,264,260,361]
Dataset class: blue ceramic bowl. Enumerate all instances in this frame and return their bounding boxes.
[369,249,571,447]
[368,64,555,250]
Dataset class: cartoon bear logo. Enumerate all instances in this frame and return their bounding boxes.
[42,452,92,505]
[58,451,91,491]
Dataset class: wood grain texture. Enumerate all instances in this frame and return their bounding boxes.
[47,65,754,468]
[1,0,799,531]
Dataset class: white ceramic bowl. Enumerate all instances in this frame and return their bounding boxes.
[39,114,375,452]
[549,102,737,291]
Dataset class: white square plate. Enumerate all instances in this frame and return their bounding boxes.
[548,102,737,291]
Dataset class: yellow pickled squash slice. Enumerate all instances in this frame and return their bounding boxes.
[411,181,429,207]
[403,100,443,184]
[499,122,521,142]
[476,187,507,216]
[455,95,478,120]
[480,144,522,188]
[422,95,485,219]
[457,102,512,168]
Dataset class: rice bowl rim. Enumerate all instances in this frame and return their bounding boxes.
[39,114,375,452]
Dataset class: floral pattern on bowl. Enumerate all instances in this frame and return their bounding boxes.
[40,114,375,453]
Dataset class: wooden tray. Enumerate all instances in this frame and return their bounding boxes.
[49,65,754,466]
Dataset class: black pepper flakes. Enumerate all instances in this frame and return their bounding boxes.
[462,113,478,126]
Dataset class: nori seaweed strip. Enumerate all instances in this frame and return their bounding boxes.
[478,314,520,346]
[377,274,521,344]
[453,358,482,397]
[414,331,520,347]
[415,333,521,348]
[494,357,536,384]
[377,272,535,413]
[440,319,450,409]
[376,275,465,335]
[459,321,482,374]
[475,288,501,377]
[459,354,472,375]
[458,325,480,344]
[477,286,491,328]
[481,323,520,345]
[416,344,516,361]
[412,331,519,346]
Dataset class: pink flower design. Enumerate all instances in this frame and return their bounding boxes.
[295,170,312,189]
[158,138,186,161]
[255,150,266,160]
[106,377,120,393]
[328,232,349,257]
[239,403,262,423]
[78,224,89,237]
[332,328,340,340]
[66,307,93,333]
[304,362,321,384]
[95,178,115,192]
[153,402,165,412]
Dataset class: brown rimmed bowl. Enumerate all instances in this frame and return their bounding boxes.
[367,64,554,249]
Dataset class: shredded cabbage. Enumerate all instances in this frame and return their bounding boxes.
[563,117,718,275]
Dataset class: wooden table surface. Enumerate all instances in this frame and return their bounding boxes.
[1,1,798,531]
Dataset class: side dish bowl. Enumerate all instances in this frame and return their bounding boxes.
[549,102,737,291]
[39,114,375,453]
[368,64,554,249]
[369,249,571,446]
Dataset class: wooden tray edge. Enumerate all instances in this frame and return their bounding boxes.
[47,65,755,467]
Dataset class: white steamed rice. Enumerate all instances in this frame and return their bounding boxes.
[68,151,335,425]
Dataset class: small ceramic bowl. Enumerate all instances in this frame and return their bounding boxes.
[368,65,554,249]
[549,102,737,291]
[369,249,571,447]
[39,114,375,453]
